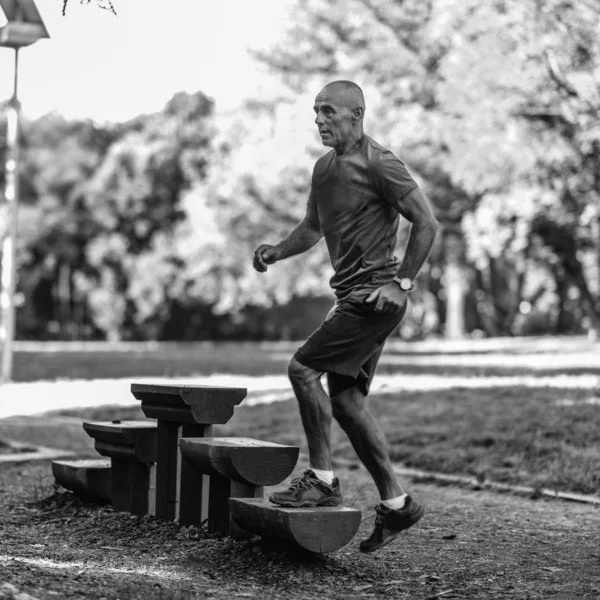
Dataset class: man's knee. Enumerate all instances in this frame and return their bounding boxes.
[288,357,321,388]
[331,386,366,423]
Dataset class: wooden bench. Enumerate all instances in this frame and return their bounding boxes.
[229,498,362,554]
[130,383,247,525]
[52,458,111,503]
[179,437,299,536]
[82,420,157,516]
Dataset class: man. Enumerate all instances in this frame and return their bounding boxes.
[252,81,439,553]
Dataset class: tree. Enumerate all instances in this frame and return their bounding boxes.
[7,91,217,340]
[76,91,215,339]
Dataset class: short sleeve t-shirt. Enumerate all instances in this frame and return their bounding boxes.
[308,134,418,300]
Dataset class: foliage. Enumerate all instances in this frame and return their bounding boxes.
[1,0,599,340]
[2,93,219,340]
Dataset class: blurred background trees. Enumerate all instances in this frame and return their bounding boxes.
[1,0,598,341]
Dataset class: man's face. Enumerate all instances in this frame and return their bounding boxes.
[313,88,356,149]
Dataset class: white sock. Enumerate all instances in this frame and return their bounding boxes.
[382,494,408,510]
[309,468,335,485]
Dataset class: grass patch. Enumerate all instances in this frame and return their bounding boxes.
[215,386,600,495]
[13,344,290,382]
[0,416,102,455]
[14,385,599,497]
[0,439,37,454]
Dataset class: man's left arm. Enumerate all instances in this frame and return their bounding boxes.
[392,186,439,281]
[367,186,439,314]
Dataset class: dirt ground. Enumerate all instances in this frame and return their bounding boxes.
[1,461,599,600]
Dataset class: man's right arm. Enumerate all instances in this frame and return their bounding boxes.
[253,188,323,272]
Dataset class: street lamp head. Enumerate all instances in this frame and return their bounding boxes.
[0,0,49,48]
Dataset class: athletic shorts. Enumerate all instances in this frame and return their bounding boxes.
[294,292,407,398]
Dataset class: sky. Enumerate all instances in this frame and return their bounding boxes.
[0,0,292,123]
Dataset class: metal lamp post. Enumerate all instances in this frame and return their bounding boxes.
[0,0,49,383]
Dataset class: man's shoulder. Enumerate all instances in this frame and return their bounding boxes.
[313,150,336,171]
[361,135,418,197]
[311,150,335,185]
[361,135,398,165]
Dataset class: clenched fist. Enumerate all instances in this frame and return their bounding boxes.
[253,244,281,272]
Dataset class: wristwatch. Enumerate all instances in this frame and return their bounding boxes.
[393,277,414,292]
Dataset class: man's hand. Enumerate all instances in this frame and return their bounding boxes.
[365,282,408,314]
[253,244,280,273]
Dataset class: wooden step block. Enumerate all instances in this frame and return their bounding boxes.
[83,420,157,516]
[83,420,157,462]
[229,498,362,554]
[130,383,247,425]
[180,437,299,537]
[52,458,111,503]
[130,383,247,524]
[179,437,299,486]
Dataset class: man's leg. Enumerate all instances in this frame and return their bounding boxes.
[287,357,332,470]
[330,380,424,553]
[330,384,404,500]
[267,357,342,507]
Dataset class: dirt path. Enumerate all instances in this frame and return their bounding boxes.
[1,462,599,600]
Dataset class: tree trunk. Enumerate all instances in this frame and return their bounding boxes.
[443,233,467,339]
[553,266,571,334]
[562,254,600,332]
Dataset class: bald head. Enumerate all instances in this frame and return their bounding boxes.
[320,80,366,114]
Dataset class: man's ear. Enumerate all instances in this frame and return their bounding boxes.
[352,107,364,123]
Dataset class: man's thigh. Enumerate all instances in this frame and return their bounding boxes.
[327,344,384,398]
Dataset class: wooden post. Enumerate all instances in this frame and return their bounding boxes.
[229,481,263,541]
[207,473,231,534]
[155,420,179,521]
[148,463,157,517]
[129,460,152,517]
[206,476,263,537]
[177,423,213,526]
[110,458,131,513]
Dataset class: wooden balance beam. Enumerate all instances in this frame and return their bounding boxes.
[82,420,157,516]
[52,458,111,503]
[179,437,299,536]
[229,498,362,554]
[130,383,247,525]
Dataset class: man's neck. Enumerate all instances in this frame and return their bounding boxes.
[334,131,364,155]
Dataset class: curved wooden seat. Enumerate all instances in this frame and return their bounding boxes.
[179,437,299,486]
[229,498,362,554]
[52,458,111,503]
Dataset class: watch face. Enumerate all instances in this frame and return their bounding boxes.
[400,278,412,291]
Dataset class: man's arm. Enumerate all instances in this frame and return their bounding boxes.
[392,186,439,280]
[275,215,323,259]
[253,189,323,272]
[366,186,439,313]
